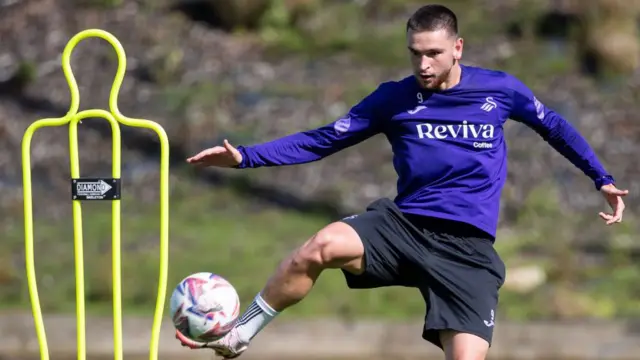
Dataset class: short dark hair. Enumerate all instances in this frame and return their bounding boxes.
[406,4,458,36]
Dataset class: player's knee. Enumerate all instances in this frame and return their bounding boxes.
[442,331,489,360]
[293,222,363,270]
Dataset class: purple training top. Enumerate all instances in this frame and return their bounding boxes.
[235,64,614,238]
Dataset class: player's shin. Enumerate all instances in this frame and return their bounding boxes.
[235,223,363,343]
[235,248,324,342]
[233,292,279,343]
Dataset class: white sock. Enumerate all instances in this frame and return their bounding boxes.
[235,293,279,343]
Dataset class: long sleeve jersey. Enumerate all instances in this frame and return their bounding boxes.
[235,64,614,238]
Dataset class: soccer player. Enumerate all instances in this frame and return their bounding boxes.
[176,4,629,360]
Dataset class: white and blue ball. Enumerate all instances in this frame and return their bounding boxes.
[169,272,240,341]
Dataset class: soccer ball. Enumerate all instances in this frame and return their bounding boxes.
[169,272,240,342]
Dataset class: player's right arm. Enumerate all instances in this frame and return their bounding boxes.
[186,83,391,169]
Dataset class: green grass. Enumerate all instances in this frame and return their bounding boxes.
[2,176,639,321]
[0,177,423,320]
[4,176,639,322]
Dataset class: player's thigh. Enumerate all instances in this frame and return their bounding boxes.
[339,198,425,288]
[441,331,489,360]
[297,220,366,272]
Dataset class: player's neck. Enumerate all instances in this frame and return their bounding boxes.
[438,63,462,91]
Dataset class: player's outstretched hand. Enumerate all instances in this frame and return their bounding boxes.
[599,183,629,225]
[186,139,242,168]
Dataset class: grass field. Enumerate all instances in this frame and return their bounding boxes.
[0,176,426,320]
[2,172,640,321]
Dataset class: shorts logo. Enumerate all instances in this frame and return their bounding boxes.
[342,214,358,221]
[483,309,495,327]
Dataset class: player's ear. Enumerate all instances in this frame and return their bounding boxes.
[453,36,463,60]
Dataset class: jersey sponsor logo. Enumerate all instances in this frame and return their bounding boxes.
[416,121,494,139]
[416,121,495,149]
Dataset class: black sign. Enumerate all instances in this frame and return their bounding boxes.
[71,178,121,201]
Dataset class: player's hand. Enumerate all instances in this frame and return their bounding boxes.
[175,329,212,349]
[598,183,629,225]
[175,330,243,358]
[186,139,243,168]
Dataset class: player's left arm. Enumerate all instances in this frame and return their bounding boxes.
[507,76,629,225]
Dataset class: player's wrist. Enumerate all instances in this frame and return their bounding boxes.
[233,145,249,168]
[594,175,615,191]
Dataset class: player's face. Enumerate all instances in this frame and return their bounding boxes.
[407,28,463,90]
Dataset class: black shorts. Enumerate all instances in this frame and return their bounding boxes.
[339,198,506,349]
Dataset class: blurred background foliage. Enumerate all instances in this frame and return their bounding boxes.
[1,0,639,322]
